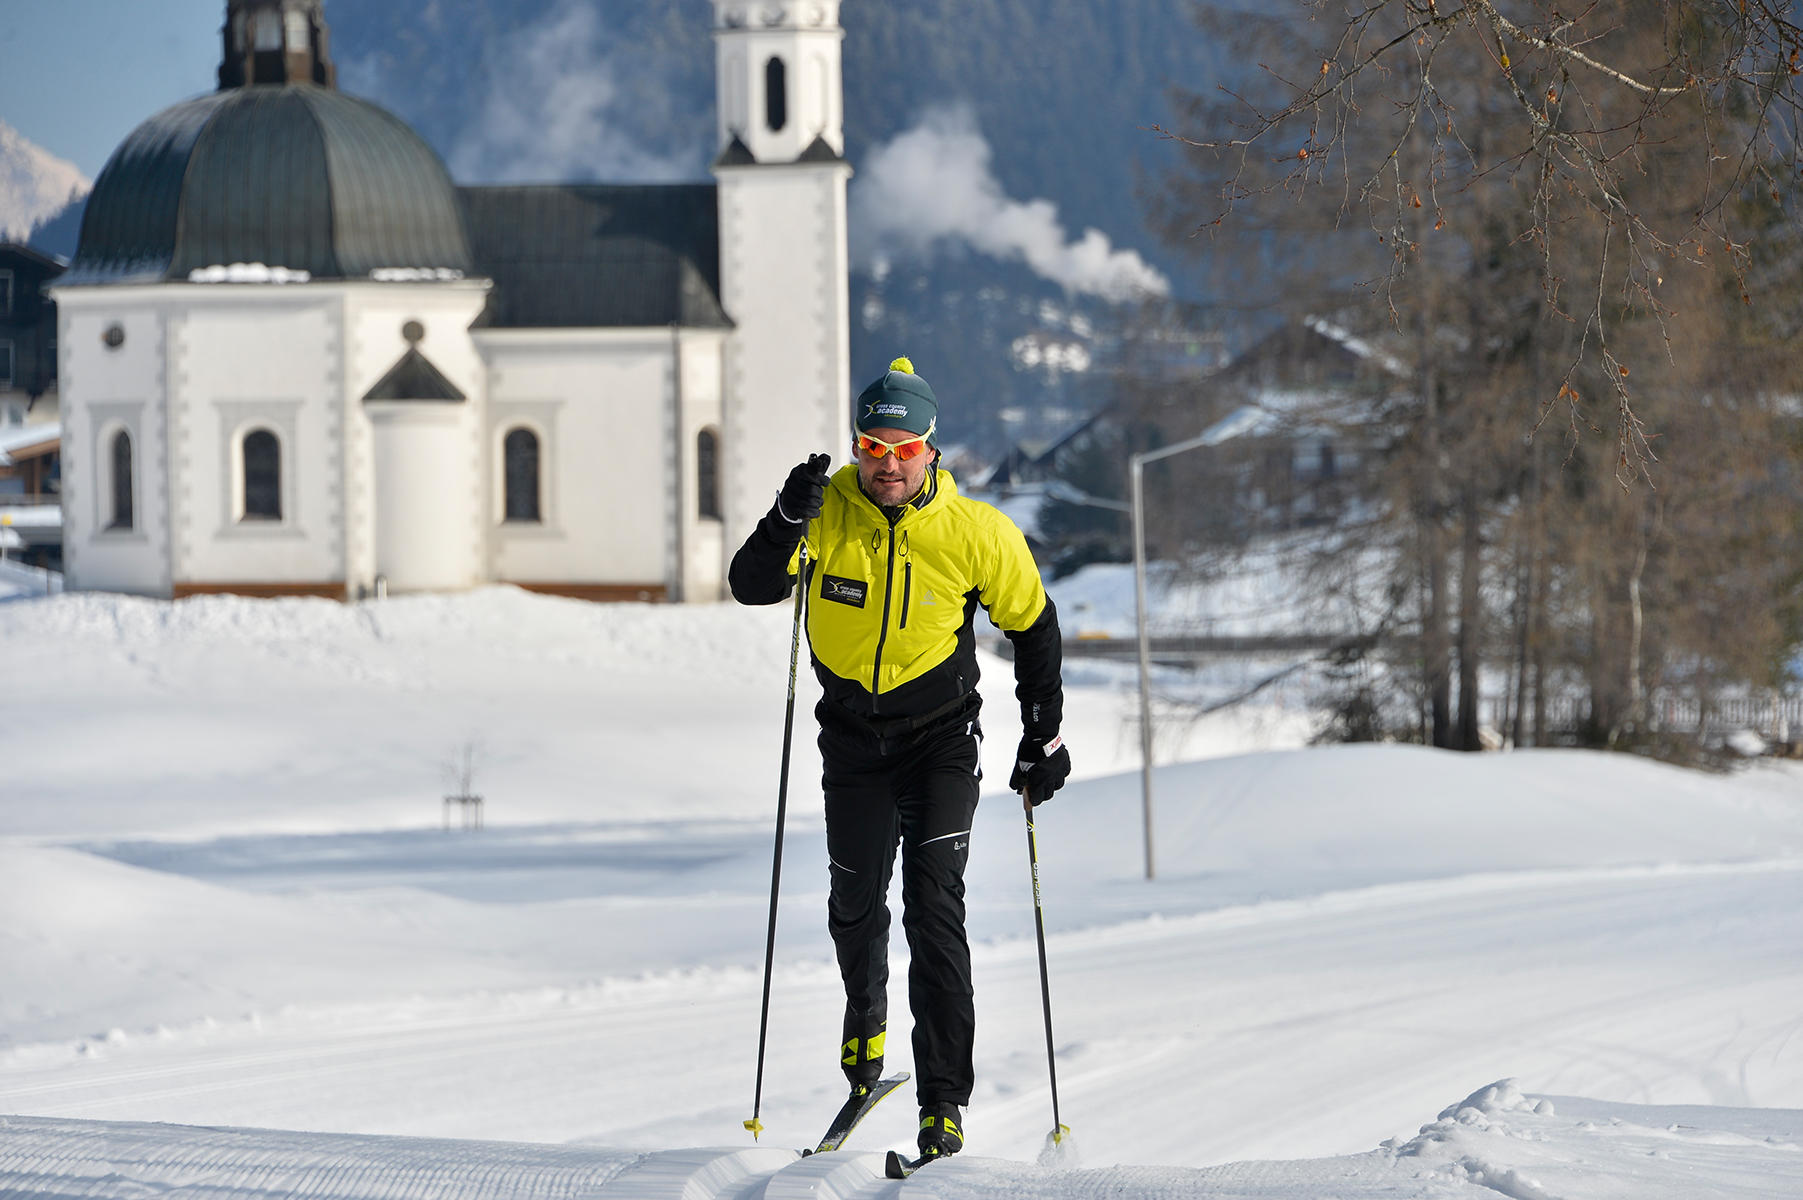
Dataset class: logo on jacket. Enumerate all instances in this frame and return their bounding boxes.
[821,574,868,608]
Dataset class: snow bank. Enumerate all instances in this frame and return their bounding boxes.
[1392,1080,1803,1200]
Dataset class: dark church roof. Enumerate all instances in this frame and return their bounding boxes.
[65,85,472,285]
[461,184,729,330]
[363,347,466,402]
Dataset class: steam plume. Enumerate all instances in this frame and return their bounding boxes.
[852,106,1169,302]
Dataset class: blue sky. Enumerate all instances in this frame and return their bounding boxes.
[0,0,223,178]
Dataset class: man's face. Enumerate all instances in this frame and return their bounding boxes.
[856,425,934,507]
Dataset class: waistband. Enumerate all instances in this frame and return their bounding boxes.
[816,691,980,751]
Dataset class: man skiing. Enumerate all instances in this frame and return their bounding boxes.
[729,357,1071,1163]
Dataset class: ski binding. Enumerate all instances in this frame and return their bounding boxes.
[805,1072,909,1155]
[884,1147,947,1178]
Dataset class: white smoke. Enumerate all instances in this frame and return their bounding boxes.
[448,0,696,184]
[852,106,1169,303]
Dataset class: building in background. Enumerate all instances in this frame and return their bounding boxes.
[0,242,64,569]
[51,0,850,601]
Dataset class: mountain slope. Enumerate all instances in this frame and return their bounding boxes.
[0,119,89,245]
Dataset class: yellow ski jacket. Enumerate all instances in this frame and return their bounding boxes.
[730,464,1063,740]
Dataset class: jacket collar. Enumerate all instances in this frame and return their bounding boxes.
[832,464,957,520]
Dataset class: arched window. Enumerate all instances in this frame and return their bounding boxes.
[108,429,134,531]
[504,427,541,522]
[765,56,788,132]
[696,427,721,520]
[241,429,282,521]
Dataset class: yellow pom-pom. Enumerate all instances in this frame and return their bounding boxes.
[889,356,915,375]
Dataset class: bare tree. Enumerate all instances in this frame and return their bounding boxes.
[1161,0,1803,477]
[442,738,485,831]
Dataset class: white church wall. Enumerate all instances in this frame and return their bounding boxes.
[367,402,480,591]
[342,284,490,596]
[716,163,852,551]
[55,293,171,596]
[171,296,342,588]
[478,330,673,594]
[675,330,728,602]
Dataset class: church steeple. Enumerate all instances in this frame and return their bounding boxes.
[219,0,335,90]
[712,1,843,163]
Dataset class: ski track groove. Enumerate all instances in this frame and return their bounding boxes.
[0,1116,646,1199]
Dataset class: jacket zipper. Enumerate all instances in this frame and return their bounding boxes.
[899,561,913,630]
[869,510,902,711]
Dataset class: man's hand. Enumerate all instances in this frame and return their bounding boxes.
[1010,733,1070,807]
[776,453,832,524]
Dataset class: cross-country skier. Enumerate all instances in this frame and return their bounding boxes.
[729,356,1071,1163]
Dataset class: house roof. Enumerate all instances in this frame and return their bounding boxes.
[0,244,68,276]
[0,423,59,466]
[460,184,729,330]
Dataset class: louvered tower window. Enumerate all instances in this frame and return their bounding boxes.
[765,57,787,132]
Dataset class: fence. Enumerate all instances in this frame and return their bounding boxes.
[1485,691,1803,743]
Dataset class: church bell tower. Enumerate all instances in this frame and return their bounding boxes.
[711,0,852,550]
[713,0,844,160]
[219,0,336,89]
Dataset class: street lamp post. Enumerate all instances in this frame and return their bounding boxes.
[1129,430,1230,882]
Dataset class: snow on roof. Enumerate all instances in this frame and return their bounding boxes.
[1199,403,1274,445]
[0,421,60,465]
[187,263,313,284]
[1303,314,1408,376]
[0,503,61,526]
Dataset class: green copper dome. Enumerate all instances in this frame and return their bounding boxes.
[67,85,472,285]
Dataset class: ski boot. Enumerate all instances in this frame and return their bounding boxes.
[917,1101,964,1159]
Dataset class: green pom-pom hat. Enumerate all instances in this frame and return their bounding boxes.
[856,355,939,447]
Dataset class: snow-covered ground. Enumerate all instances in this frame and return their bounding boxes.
[1,586,1799,1198]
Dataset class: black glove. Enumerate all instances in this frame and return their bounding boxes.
[775,453,832,525]
[1010,733,1071,806]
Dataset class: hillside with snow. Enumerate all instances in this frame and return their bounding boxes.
[0,120,88,244]
[1,586,1799,1197]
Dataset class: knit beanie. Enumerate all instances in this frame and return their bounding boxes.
[855,356,939,446]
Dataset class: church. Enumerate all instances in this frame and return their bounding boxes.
[52,0,851,601]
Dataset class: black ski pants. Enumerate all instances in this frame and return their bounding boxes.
[820,709,982,1107]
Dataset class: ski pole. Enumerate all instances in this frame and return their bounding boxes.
[745,543,809,1141]
[1024,791,1070,1145]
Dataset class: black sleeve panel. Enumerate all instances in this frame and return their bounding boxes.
[728,507,802,606]
[1002,596,1064,736]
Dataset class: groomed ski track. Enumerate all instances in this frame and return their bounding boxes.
[8,1087,1803,1200]
[3,860,1798,1180]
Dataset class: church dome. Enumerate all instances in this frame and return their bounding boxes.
[67,85,472,284]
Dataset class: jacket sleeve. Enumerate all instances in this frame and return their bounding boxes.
[980,516,1065,737]
[1004,599,1064,738]
[728,506,805,605]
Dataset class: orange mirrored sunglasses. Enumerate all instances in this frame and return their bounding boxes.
[856,420,936,462]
